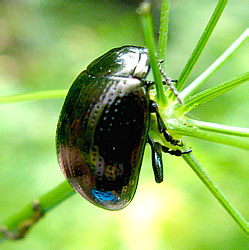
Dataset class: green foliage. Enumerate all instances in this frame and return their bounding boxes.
[0,0,248,249]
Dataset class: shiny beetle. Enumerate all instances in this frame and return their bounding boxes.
[56,46,190,210]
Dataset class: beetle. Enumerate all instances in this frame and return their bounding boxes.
[56,45,191,211]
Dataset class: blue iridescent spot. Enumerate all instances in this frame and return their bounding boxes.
[92,189,118,202]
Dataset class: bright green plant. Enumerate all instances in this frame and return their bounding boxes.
[0,0,248,242]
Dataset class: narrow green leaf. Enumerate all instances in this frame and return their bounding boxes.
[176,72,249,115]
[137,2,167,106]
[158,0,171,71]
[180,28,249,100]
[170,0,228,99]
[168,121,249,151]
[182,150,249,235]
[0,90,67,104]
[185,119,249,138]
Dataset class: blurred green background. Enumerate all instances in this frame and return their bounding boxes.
[0,0,248,249]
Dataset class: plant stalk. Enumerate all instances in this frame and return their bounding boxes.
[182,150,249,235]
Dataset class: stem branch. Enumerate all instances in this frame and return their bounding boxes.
[173,0,228,94]
[180,28,249,100]
[182,150,249,235]
[0,181,74,242]
[0,90,67,104]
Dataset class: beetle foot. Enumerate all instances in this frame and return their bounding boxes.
[163,131,183,146]
[161,146,192,156]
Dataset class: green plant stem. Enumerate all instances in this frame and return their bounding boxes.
[170,0,228,98]
[137,2,167,106]
[0,181,75,242]
[0,90,67,104]
[185,119,249,137]
[176,72,249,115]
[39,181,74,212]
[158,0,170,71]
[182,149,249,235]
[166,119,249,150]
[180,28,249,101]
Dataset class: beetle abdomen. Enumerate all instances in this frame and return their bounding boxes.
[57,74,150,210]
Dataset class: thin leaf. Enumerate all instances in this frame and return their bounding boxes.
[170,0,228,98]
[158,0,171,71]
[185,119,249,137]
[137,2,167,106]
[167,120,249,151]
[0,90,67,104]
[180,28,249,101]
[182,150,249,235]
[176,72,249,115]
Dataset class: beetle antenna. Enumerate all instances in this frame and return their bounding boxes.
[158,60,183,104]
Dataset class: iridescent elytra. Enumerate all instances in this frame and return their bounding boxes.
[56,46,190,210]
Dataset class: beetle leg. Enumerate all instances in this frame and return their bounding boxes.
[161,145,192,156]
[171,79,178,83]
[143,80,154,90]
[144,79,177,90]
[162,131,182,146]
[149,100,182,146]
[148,136,163,183]
[149,101,165,133]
